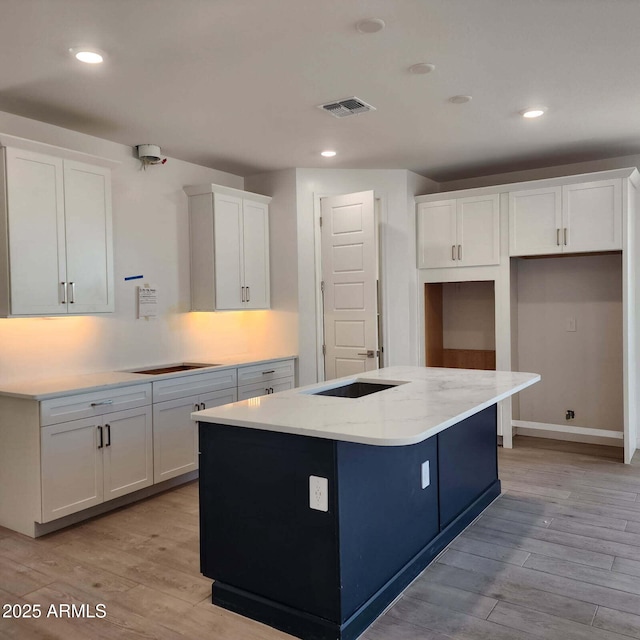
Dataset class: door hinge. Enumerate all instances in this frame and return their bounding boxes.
[319,216,323,227]
[320,280,325,293]
[322,344,326,355]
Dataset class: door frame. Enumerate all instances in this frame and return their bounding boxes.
[313,192,388,382]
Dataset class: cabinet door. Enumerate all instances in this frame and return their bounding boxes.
[198,387,237,411]
[563,179,622,252]
[457,195,500,266]
[214,193,244,309]
[63,161,114,313]
[5,148,67,315]
[509,187,562,256]
[417,200,457,268]
[242,199,270,309]
[153,395,200,483]
[102,407,153,501]
[41,417,103,522]
[238,378,294,400]
[238,381,272,401]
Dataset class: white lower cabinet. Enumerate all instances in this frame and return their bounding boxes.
[237,360,296,400]
[153,387,237,483]
[41,405,152,522]
[238,378,294,401]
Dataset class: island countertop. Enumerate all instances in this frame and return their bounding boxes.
[193,366,540,446]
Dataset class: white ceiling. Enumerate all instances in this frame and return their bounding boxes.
[1,0,639,181]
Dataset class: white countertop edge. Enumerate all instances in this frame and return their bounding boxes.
[193,372,540,446]
[0,355,297,400]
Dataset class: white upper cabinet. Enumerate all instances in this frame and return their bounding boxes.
[186,183,271,311]
[417,194,500,268]
[0,147,114,316]
[509,179,621,256]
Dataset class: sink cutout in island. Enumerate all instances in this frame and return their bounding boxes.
[312,380,404,398]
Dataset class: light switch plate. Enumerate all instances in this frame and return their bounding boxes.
[309,475,328,511]
[566,317,577,332]
[421,461,430,489]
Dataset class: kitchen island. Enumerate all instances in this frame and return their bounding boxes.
[193,366,539,640]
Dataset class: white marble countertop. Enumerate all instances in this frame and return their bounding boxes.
[0,355,297,400]
[193,366,540,446]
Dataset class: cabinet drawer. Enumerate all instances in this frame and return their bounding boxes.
[238,377,294,401]
[237,359,295,386]
[40,384,152,427]
[152,368,237,403]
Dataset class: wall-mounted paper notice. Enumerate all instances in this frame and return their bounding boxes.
[138,286,158,319]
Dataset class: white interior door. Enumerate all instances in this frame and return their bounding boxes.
[321,191,378,380]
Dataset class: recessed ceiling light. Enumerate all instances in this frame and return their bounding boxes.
[521,107,547,118]
[321,150,337,158]
[356,18,386,33]
[409,63,435,75]
[69,47,105,64]
[449,95,472,104]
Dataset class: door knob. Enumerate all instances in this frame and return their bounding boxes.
[357,350,377,358]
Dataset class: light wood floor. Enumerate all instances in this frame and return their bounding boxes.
[1,437,640,639]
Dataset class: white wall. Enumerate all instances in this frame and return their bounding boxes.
[514,254,624,431]
[294,169,437,386]
[442,281,496,350]
[245,169,299,359]
[0,111,292,385]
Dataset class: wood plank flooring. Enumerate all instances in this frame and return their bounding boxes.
[1,436,640,639]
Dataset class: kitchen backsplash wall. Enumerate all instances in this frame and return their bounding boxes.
[0,110,294,385]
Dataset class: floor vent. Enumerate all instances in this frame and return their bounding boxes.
[318,97,376,118]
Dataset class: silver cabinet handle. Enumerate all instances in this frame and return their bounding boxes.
[69,282,75,304]
[105,424,111,447]
[458,244,462,261]
[556,228,561,246]
[451,245,456,261]
[241,286,245,302]
[262,370,275,375]
[97,426,103,449]
[246,286,250,302]
[564,227,568,246]
[60,282,67,304]
[90,400,113,407]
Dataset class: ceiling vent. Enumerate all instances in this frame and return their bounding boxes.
[318,97,376,118]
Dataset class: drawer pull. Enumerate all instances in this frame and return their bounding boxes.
[270,387,274,394]
[262,370,275,375]
[105,424,111,447]
[90,400,113,407]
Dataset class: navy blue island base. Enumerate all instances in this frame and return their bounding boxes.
[198,404,499,640]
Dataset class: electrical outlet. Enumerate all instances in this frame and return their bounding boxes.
[421,460,430,489]
[566,409,575,420]
[309,475,328,512]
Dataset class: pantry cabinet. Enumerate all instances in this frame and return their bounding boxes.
[0,146,114,316]
[186,183,271,311]
[417,194,500,268]
[509,179,621,256]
